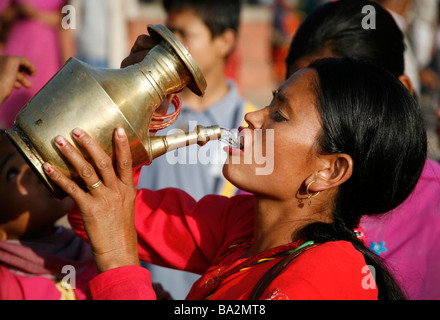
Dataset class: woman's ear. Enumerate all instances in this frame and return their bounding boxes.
[306,153,353,192]
[398,74,414,95]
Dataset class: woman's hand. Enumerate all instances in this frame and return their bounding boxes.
[43,127,139,273]
[121,34,159,68]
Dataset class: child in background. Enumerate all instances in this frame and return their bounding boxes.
[136,0,256,299]
[138,0,253,200]
[0,130,97,300]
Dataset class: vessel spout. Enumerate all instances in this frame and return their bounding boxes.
[148,125,221,160]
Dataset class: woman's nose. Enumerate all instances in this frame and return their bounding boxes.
[244,108,266,129]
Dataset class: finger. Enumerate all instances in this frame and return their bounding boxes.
[16,72,33,88]
[42,162,88,205]
[114,127,134,186]
[71,128,117,187]
[121,35,159,68]
[18,56,37,76]
[130,35,158,54]
[121,50,149,68]
[53,135,104,191]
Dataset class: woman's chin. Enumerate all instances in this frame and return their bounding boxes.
[222,162,252,193]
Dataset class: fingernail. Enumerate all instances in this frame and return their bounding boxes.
[43,163,54,173]
[116,127,126,138]
[72,128,83,138]
[55,136,66,147]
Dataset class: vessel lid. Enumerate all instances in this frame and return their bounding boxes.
[147,24,207,97]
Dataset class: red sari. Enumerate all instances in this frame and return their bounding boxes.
[69,187,378,300]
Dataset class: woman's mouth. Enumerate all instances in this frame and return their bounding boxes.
[237,126,245,150]
[224,129,247,156]
[220,127,244,151]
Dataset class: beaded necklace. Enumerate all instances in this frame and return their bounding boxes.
[204,239,314,299]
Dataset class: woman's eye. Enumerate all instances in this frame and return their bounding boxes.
[6,168,19,181]
[272,110,287,122]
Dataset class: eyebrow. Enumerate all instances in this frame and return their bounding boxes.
[274,90,292,115]
[276,91,288,103]
[0,153,14,176]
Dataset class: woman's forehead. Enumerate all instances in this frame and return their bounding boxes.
[278,68,321,120]
[282,68,317,96]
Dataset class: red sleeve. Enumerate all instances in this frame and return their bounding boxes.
[263,241,378,300]
[67,167,144,242]
[68,187,255,274]
[134,189,254,274]
[86,265,156,300]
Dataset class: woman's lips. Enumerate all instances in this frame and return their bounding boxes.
[224,145,243,155]
[237,126,246,150]
[225,127,248,154]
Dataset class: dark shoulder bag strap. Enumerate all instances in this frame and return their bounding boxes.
[249,243,320,300]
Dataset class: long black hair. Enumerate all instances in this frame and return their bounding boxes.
[286,0,405,79]
[301,58,427,300]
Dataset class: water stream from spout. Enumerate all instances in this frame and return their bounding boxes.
[220,128,243,149]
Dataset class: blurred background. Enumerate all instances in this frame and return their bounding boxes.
[1,0,439,161]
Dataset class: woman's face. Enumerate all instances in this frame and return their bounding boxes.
[223,68,324,200]
[0,135,73,240]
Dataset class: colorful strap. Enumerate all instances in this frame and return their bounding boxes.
[249,241,318,300]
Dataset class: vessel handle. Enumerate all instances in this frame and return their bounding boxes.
[149,95,181,132]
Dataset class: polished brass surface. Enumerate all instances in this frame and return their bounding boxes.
[5,24,216,200]
[149,125,221,159]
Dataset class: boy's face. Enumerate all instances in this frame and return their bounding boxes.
[166,9,226,77]
[0,134,72,240]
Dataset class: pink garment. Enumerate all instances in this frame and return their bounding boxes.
[0,227,97,300]
[360,159,440,300]
[0,0,66,128]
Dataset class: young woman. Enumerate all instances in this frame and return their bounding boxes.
[43,58,427,300]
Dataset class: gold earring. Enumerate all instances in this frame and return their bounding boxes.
[306,181,320,207]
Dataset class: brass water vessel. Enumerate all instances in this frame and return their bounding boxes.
[6,24,221,199]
